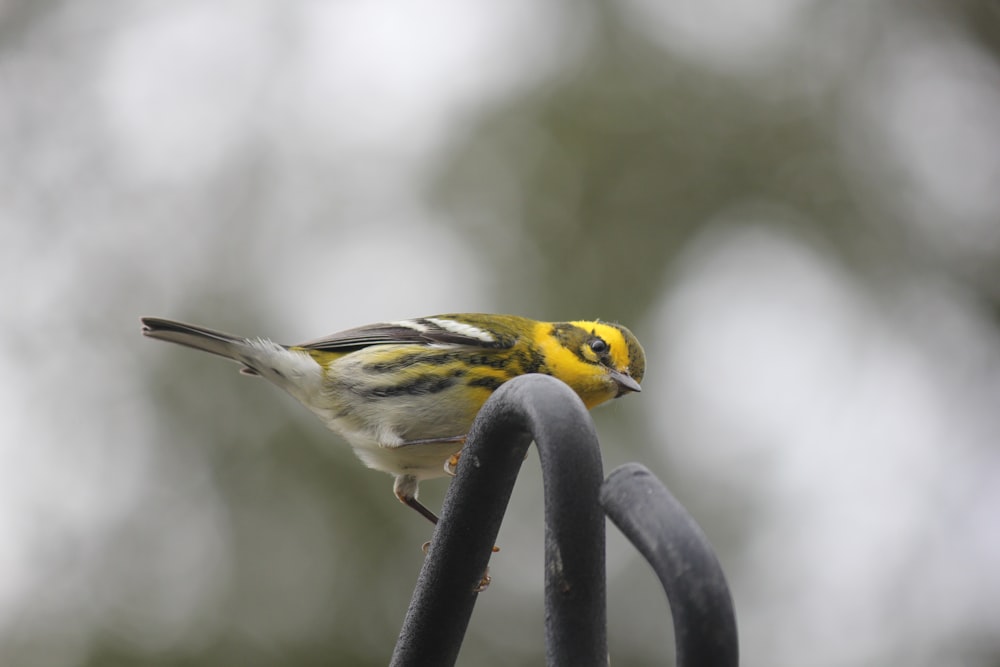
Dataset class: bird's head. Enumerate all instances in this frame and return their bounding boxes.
[539,320,645,409]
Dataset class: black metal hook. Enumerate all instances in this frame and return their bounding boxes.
[390,374,607,667]
[389,375,739,666]
[601,463,739,667]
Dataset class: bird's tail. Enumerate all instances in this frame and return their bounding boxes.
[141,316,326,411]
[140,317,266,375]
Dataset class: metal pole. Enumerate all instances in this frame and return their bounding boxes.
[391,374,607,667]
[601,463,739,667]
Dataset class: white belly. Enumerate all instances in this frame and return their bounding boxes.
[267,346,483,480]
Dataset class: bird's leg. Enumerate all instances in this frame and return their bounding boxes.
[402,495,440,525]
[444,451,461,477]
[392,435,467,477]
[393,468,495,591]
[389,434,464,522]
[393,474,439,525]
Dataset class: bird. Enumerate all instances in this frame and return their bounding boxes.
[140,313,645,524]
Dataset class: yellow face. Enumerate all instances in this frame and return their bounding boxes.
[535,320,645,409]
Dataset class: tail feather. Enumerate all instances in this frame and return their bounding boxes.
[141,317,255,368]
[142,317,323,398]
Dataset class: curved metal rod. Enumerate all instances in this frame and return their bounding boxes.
[601,463,739,667]
[391,374,607,667]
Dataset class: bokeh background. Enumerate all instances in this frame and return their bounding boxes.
[3,1,1000,665]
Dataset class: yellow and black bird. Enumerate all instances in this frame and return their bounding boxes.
[141,314,645,523]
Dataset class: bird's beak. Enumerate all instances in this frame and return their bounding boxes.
[609,369,641,397]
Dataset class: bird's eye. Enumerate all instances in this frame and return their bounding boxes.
[589,338,609,355]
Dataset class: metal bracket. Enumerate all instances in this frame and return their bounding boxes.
[390,374,738,666]
[602,463,739,667]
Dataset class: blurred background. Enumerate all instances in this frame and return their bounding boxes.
[2,0,1000,665]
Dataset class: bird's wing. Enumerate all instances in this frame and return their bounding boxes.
[296,317,515,351]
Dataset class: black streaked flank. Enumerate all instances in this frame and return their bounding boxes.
[464,353,512,370]
[365,350,516,375]
[364,371,465,398]
[467,376,504,391]
[364,351,462,373]
[512,345,546,375]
